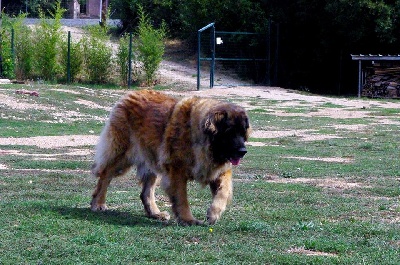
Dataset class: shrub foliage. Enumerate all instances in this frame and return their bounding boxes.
[34,2,65,81]
[135,6,167,86]
[0,2,166,87]
[82,26,113,84]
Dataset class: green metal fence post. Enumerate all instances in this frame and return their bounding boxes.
[128,32,133,89]
[67,31,71,83]
[210,24,215,88]
[0,32,3,77]
[197,31,201,90]
[267,17,271,86]
[11,28,15,76]
[197,22,215,91]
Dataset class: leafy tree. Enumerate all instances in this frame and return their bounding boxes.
[273,0,399,93]
[4,0,400,94]
[29,0,59,17]
[112,0,400,94]
[114,0,268,38]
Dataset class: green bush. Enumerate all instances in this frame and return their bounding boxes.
[33,1,65,81]
[82,26,113,84]
[135,6,167,86]
[116,33,132,86]
[60,35,84,83]
[1,2,155,86]
[0,13,36,80]
[0,30,15,79]
[116,33,141,87]
[0,13,20,79]
[14,26,34,80]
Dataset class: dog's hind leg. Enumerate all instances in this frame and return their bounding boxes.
[91,159,132,212]
[91,172,112,211]
[138,165,170,221]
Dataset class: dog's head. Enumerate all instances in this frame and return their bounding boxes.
[204,103,250,165]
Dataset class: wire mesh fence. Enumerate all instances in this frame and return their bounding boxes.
[214,31,269,86]
[197,21,279,89]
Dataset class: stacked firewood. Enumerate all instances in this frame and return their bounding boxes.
[362,67,400,98]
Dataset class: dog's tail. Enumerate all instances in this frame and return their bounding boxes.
[91,122,112,177]
[91,110,130,177]
[91,120,130,177]
[92,100,133,178]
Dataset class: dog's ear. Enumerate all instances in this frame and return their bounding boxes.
[204,111,227,135]
[244,116,251,141]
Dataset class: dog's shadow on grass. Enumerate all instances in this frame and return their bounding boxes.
[55,206,171,227]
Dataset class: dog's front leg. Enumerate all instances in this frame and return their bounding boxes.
[207,169,233,225]
[163,172,203,226]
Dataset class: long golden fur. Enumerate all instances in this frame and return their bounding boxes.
[91,89,250,225]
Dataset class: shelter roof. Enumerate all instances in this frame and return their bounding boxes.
[351,54,400,61]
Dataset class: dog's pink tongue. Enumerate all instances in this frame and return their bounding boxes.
[230,158,241,166]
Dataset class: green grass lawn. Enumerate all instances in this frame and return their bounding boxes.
[0,84,399,264]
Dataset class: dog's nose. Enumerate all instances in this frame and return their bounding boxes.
[237,147,247,157]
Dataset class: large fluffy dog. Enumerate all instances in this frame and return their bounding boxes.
[91,90,250,225]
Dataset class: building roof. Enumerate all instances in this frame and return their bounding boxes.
[351,54,400,61]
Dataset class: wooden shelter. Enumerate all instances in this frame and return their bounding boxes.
[351,54,400,98]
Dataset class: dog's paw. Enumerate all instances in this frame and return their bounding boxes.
[149,211,171,221]
[206,208,221,225]
[90,203,108,212]
[177,218,204,226]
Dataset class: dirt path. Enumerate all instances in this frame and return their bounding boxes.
[1,83,399,150]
